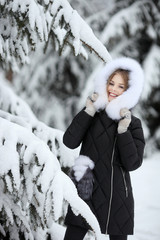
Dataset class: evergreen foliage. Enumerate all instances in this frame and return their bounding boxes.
[0,79,102,240]
[0,0,111,70]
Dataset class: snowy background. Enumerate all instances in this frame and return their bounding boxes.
[0,0,160,239]
[129,153,160,240]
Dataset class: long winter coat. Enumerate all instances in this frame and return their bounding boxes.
[63,57,145,235]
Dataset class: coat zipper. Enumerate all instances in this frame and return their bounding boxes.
[106,137,117,233]
[120,167,128,198]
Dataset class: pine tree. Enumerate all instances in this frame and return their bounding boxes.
[0,75,103,240]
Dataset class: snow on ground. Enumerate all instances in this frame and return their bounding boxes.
[129,152,160,240]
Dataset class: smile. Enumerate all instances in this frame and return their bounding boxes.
[109,92,118,97]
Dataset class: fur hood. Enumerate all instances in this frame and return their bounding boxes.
[93,57,144,120]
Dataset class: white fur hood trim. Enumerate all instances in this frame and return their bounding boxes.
[93,57,144,120]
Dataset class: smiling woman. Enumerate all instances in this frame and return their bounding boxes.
[63,57,145,240]
[107,69,129,102]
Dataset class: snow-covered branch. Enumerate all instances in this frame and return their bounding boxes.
[0,73,78,166]
[50,0,111,62]
[0,115,103,239]
[0,0,111,69]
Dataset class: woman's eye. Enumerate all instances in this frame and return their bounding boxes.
[120,86,124,89]
[109,82,114,86]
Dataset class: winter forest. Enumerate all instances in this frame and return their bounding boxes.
[0,0,160,240]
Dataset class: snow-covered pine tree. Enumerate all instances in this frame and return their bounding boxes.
[0,74,105,240]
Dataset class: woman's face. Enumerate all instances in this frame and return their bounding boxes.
[107,73,126,102]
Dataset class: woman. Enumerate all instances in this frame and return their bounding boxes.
[63,57,145,240]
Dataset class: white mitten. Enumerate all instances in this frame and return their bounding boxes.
[118,108,131,134]
[84,93,98,117]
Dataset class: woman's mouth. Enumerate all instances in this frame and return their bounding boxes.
[109,92,118,98]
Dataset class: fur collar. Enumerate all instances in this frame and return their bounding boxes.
[93,57,144,120]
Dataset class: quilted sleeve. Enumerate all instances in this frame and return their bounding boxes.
[63,109,93,149]
[117,117,145,171]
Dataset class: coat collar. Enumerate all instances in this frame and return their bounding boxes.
[99,111,117,133]
[93,57,144,120]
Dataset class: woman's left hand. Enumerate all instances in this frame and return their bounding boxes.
[118,108,131,134]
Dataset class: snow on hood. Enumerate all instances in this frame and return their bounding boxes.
[93,57,144,120]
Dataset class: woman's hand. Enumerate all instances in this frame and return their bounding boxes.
[84,93,98,116]
[118,108,131,134]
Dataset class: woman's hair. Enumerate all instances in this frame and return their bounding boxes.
[107,69,129,90]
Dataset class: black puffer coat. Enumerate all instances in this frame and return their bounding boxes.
[63,57,145,235]
[63,109,145,235]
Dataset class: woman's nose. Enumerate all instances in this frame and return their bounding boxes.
[112,85,116,91]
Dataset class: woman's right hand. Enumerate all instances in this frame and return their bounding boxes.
[84,93,98,116]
